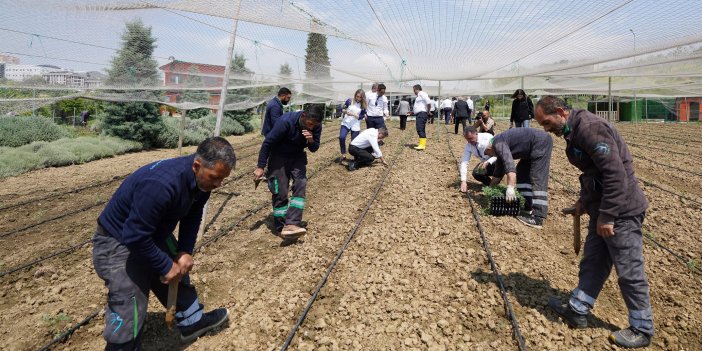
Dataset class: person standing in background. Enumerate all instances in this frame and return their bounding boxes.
[409,84,431,150]
[261,87,292,136]
[396,97,411,130]
[510,89,534,128]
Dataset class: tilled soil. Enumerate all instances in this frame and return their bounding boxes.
[0,120,701,350]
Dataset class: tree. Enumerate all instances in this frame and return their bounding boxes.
[303,33,331,102]
[101,101,164,147]
[279,63,293,77]
[231,53,252,76]
[181,65,207,104]
[227,53,254,104]
[106,19,159,87]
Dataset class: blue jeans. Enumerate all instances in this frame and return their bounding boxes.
[339,126,359,155]
[515,120,530,128]
[443,108,451,124]
[415,112,428,138]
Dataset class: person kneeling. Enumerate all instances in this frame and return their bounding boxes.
[347,127,388,171]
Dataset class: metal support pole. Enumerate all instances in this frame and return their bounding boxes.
[214,3,242,137]
[178,109,187,155]
[645,98,648,121]
[200,2,242,240]
[73,107,76,127]
[32,89,36,116]
[520,76,524,90]
[608,76,613,121]
[438,80,442,99]
[502,94,505,118]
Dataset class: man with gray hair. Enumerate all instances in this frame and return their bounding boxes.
[534,95,653,349]
[93,137,235,349]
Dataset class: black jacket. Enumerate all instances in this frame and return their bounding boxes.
[510,97,533,123]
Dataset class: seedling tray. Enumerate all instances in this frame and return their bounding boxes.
[488,196,521,216]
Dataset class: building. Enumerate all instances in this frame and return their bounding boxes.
[4,64,60,82]
[158,60,225,105]
[43,70,85,87]
[0,54,20,64]
[676,97,701,122]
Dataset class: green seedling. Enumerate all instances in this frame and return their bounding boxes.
[686,259,699,273]
[42,313,71,338]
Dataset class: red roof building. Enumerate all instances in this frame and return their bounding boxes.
[158,60,225,106]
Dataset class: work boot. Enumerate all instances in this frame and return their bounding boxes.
[179,308,229,343]
[281,224,306,239]
[414,138,426,150]
[548,297,587,329]
[517,214,543,229]
[610,327,651,348]
[347,161,356,171]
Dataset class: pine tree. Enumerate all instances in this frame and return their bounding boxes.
[303,33,331,102]
[101,101,164,148]
[106,19,158,87]
[279,63,293,77]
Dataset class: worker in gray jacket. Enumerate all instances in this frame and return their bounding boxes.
[484,127,553,228]
[534,96,653,349]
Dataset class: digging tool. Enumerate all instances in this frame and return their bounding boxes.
[165,279,179,329]
[254,176,267,190]
[562,207,581,255]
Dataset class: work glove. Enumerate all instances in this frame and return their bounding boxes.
[505,185,517,203]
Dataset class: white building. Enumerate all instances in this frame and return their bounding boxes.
[4,64,60,82]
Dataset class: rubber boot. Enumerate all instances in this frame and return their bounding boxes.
[414,138,426,150]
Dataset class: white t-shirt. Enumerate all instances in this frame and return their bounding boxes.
[366,92,389,117]
[341,102,362,131]
[459,133,497,181]
[350,128,383,157]
[466,98,474,112]
[413,91,431,114]
[441,98,452,109]
[430,99,437,112]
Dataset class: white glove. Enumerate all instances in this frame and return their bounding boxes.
[505,185,517,203]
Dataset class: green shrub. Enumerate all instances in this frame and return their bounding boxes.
[101,102,163,148]
[0,116,70,147]
[0,136,142,178]
[224,110,255,133]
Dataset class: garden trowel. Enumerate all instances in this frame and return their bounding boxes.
[165,279,179,329]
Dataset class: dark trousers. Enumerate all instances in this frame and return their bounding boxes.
[339,126,359,155]
[366,116,386,129]
[267,153,307,232]
[443,108,451,124]
[514,136,552,218]
[348,145,375,168]
[93,231,201,350]
[454,117,467,134]
[399,115,407,130]
[429,112,435,124]
[515,120,530,128]
[471,162,495,186]
[415,112,428,138]
[570,213,653,336]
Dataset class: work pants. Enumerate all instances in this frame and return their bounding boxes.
[93,229,201,350]
[267,153,307,232]
[429,112,435,124]
[443,108,451,124]
[399,115,407,130]
[415,112,428,138]
[569,212,654,336]
[514,136,552,218]
[349,145,375,168]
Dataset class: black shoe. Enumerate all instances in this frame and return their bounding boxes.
[548,297,587,329]
[517,214,543,229]
[347,161,356,171]
[610,327,652,348]
[179,308,229,343]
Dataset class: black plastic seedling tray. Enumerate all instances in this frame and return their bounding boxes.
[489,196,521,216]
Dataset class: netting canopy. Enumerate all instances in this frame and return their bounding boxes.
[2,0,702,114]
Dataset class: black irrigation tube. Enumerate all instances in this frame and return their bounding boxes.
[0,239,91,278]
[279,129,409,351]
[0,200,107,238]
[551,144,702,207]
[0,138,267,213]
[620,130,702,145]
[36,310,101,351]
[548,174,702,275]
[443,125,527,351]
[632,153,702,177]
[32,153,341,351]
[625,141,691,157]
[0,176,124,212]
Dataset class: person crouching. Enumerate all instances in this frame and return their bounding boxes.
[347,127,388,171]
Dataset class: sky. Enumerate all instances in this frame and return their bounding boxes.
[2,0,702,96]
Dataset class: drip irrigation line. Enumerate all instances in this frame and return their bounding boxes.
[36,310,101,351]
[549,174,702,275]
[280,129,409,351]
[0,176,123,212]
[632,154,702,177]
[443,125,527,351]
[0,239,91,278]
[551,144,702,207]
[30,153,341,350]
[0,200,106,238]
[626,141,691,157]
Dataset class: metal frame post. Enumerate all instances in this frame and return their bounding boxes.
[608,76,613,121]
[178,109,187,155]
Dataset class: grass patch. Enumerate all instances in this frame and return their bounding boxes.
[0,116,70,147]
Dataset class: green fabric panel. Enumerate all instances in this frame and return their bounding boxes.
[273,205,288,217]
[289,197,305,209]
[165,236,178,256]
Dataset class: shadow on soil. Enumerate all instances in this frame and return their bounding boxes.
[471,269,619,332]
[141,312,229,350]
